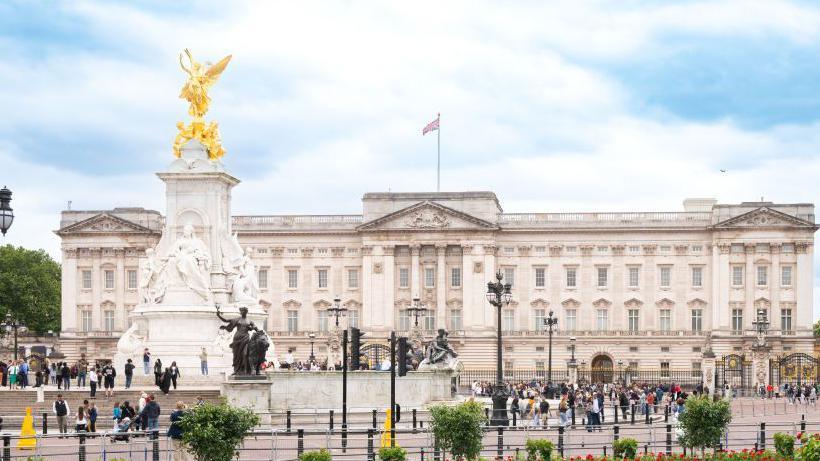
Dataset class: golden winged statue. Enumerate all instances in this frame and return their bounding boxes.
[173,49,232,160]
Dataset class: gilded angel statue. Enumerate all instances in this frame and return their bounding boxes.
[179,49,232,120]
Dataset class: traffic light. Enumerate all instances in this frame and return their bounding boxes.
[350,327,365,370]
[395,403,401,423]
[398,336,410,377]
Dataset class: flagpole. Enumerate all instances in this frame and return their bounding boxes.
[436,113,440,192]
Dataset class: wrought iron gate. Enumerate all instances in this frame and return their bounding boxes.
[769,353,820,388]
[716,354,751,394]
[361,344,390,370]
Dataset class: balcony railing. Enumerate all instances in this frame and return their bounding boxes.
[232,215,362,231]
[500,211,712,228]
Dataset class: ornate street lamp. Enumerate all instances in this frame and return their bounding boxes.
[1,313,26,360]
[486,270,512,426]
[753,308,770,348]
[407,297,429,328]
[617,359,624,383]
[308,332,316,362]
[543,310,558,397]
[0,186,13,236]
[327,297,348,327]
[569,336,577,365]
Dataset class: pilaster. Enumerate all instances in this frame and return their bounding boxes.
[435,244,447,329]
[61,248,78,333]
[796,242,813,330]
[382,245,396,330]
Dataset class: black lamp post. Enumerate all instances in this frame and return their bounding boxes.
[0,186,13,236]
[407,297,429,328]
[486,270,512,426]
[308,332,316,362]
[753,308,770,336]
[543,310,558,397]
[327,297,348,327]
[1,313,25,360]
[569,336,576,364]
[617,359,624,383]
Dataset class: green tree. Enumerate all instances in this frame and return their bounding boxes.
[677,396,732,456]
[0,245,61,333]
[178,401,260,461]
[429,401,486,461]
[813,319,820,338]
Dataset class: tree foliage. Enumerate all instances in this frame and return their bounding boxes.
[178,401,260,461]
[813,319,820,338]
[678,396,732,453]
[0,245,61,333]
[429,401,486,461]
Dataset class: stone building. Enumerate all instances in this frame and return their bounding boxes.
[56,192,816,377]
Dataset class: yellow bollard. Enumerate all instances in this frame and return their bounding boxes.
[17,407,36,449]
[380,409,392,448]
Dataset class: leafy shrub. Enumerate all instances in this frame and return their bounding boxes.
[613,437,638,459]
[773,432,795,458]
[430,401,487,460]
[525,438,554,461]
[298,449,332,461]
[178,401,260,461]
[796,432,820,461]
[677,396,732,453]
[378,446,407,461]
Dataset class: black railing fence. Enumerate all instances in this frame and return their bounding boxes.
[458,368,704,391]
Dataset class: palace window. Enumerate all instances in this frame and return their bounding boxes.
[502,309,515,332]
[597,267,608,288]
[534,267,546,288]
[659,309,671,331]
[781,308,793,332]
[257,269,268,289]
[399,268,409,288]
[535,361,545,372]
[628,245,640,254]
[660,361,670,377]
[781,266,792,286]
[534,309,546,331]
[104,310,115,332]
[628,267,640,288]
[449,309,463,331]
[398,310,411,331]
[451,267,461,288]
[691,361,702,378]
[659,266,671,288]
[127,270,138,290]
[782,243,795,253]
[566,267,577,288]
[424,268,436,288]
[597,246,608,254]
[731,309,743,334]
[691,267,703,288]
[317,310,329,332]
[348,269,359,289]
[595,309,608,331]
[732,266,744,286]
[423,310,435,331]
[287,310,299,332]
[692,245,703,252]
[348,309,359,328]
[503,267,515,287]
[757,266,768,286]
[629,346,638,353]
[287,269,298,289]
[628,309,640,332]
[691,309,703,332]
[565,309,577,331]
[660,347,670,353]
[81,270,92,289]
[317,269,328,289]
[81,310,92,332]
[104,270,115,289]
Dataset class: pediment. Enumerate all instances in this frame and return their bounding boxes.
[282,299,302,308]
[343,299,362,309]
[561,298,580,309]
[687,298,707,308]
[56,213,158,236]
[592,298,612,308]
[313,299,332,309]
[624,298,644,308]
[530,298,549,308]
[357,201,498,232]
[655,298,675,308]
[713,207,816,229]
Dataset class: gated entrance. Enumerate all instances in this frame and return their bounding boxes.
[716,354,751,394]
[361,344,390,370]
[769,353,820,388]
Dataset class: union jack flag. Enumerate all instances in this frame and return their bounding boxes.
[422,115,439,135]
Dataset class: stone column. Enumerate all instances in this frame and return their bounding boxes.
[770,243,781,330]
[715,243,730,330]
[436,244,447,329]
[382,245,396,330]
[115,248,125,331]
[61,248,78,333]
[796,242,814,331]
[751,348,770,389]
[461,244,477,329]
[91,248,102,331]
[745,243,755,332]
[301,247,315,333]
[483,245,497,328]
[410,244,421,298]
[361,245,374,328]
[701,352,716,396]
[270,247,284,331]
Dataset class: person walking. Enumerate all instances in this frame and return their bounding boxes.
[89,366,98,398]
[49,364,57,386]
[60,363,71,390]
[18,360,28,389]
[199,347,208,376]
[124,359,135,389]
[75,406,87,433]
[558,394,569,427]
[144,394,161,432]
[87,402,97,433]
[540,397,550,428]
[160,368,172,395]
[170,361,181,389]
[53,394,69,436]
[168,401,189,461]
[102,362,116,398]
[143,349,151,375]
[153,359,163,386]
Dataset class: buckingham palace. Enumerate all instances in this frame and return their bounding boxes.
[55,190,816,378]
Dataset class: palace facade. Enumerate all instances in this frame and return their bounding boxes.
[56,192,817,373]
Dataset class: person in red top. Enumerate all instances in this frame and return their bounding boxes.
[767,384,774,399]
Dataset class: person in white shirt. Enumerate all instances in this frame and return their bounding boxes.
[75,406,87,432]
[283,350,295,370]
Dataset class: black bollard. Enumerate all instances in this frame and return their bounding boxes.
[664,405,669,423]
[151,430,159,461]
[631,404,636,425]
[614,405,619,424]
[558,425,564,458]
[666,424,672,455]
[421,448,425,461]
[572,407,576,427]
[434,438,441,461]
[485,407,490,425]
[801,414,806,432]
[79,432,86,461]
[286,410,292,433]
[645,407,650,425]
[297,429,305,456]
[497,427,503,458]
[759,422,766,451]
[372,409,378,429]
[603,446,607,457]
[513,410,517,427]
[614,425,620,441]
[2,436,8,461]
[42,413,47,434]
[367,429,374,461]
[413,409,417,430]
[329,410,334,432]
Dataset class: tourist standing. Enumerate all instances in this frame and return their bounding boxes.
[170,361,180,389]
[77,358,87,388]
[137,392,148,431]
[75,406,87,432]
[200,347,208,375]
[120,401,136,427]
[143,349,151,375]
[168,401,188,461]
[18,360,28,389]
[153,359,163,386]
[8,361,17,389]
[103,362,116,398]
[89,366,98,398]
[53,394,69,436]
[144,394,161,431]
[87,402,97,433]
[540,397,550,428]
[60,362,71,390]
[124,359,135,389]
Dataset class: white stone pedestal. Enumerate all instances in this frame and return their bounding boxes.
[221,376,274,426]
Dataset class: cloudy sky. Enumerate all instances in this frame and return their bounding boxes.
[2,1,820,315]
